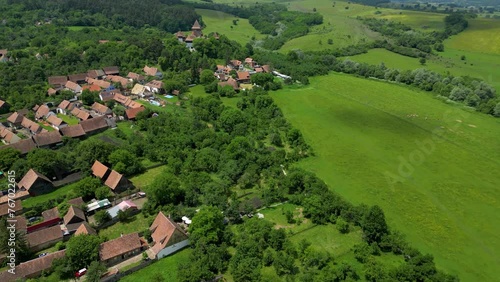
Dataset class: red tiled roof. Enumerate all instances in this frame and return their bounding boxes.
[87,69,105,79]
[150,212,188,256]
[104,170,126,191]
[125,107,146,120]
[7,112,24,124]
[46,115,65,127]
[1,138,36,154]
[58,100,70,110]
[48,76,68,86]
[60,124,85,138]
[68,73,88,83]
[42,207,60,221]
[0,250,65,282]
[18,169,52,191]
[67,197,85,207]
[237,71,250,81]
[65,80,81,92]
[262,65,271,73]
[33,130,62,147]
[26,225,63,249]
[75,222,97,236]
[63,205,85,225]
[0,200,22,217]
[47,88,57,96]
[192,20,201,29]
[35,104,51,119]
[105,75,129,88]
[103,66,119,75]
[127,72,144,81]
[91,102,110,114]
[92,160,110,179]
[82,84,102,92]
[143,65,158,77]
[99,232,141,261]
[80,116,108,133]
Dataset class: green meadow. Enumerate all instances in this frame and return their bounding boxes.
[271,73,500,281]
[446,18,500,55]
[196,9,264,45]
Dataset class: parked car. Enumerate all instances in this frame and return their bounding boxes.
[38,252,48,258]
[138,192,146,198]
[75,268,87,278]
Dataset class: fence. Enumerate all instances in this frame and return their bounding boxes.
[101,258,157,282]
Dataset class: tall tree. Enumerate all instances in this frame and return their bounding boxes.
[362,205,389,243]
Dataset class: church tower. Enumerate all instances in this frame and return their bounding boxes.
[191,20,202,38]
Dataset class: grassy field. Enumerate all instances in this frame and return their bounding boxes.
[271,73,500,281]
[120,248,191,282]
[98,212,151,240]
[22,181,79,208]
[129,165,167,190]
[196,9,265,45]
[57,113,79,125]
[446,18,500,55]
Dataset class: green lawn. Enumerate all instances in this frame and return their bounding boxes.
[271,73,500,281]
[57,113,79,125]
[196,9,265,45]
[98,212,151,240]
[129,165,167,190]
[22,181,80,209]
[120,248,191,282]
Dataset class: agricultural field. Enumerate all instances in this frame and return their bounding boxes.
[445,18,500,55]
[196,9,265,45]
[271,73,500,281]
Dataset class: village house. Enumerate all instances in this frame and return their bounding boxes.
[0,250,66,282]
[65,80,82,94]
[0,138,37,155]
[125,107,146,120]
[0,200,22,217]
[21,117,43,135]
[26,225,63,252]
[60,124,86,139]
[87,77,111,89]
[105,170,134,194]
[33,130,63,148]
[28,207,61,233]
[131,83,148,97]
[143,65,163,78]
[6,111,25,128]
[46,115,67,130]
[56,100,71,115]
[80,116,109,135]
[82,84,102,93]
[218,77,239,91]
[67,196,85,207]
[48,76,68,88]
[236,71,251,83]
[105,75,130,88]
[149,211,189,259]
[91,102,112,116]
[47,88,57,96]
[87,69,105,79]
[175,31,186,43]
[0,125,21,144]
[185,35,195,48]
[245,57,255,68]
[75,222,97,236]
[99,232,143,266]
[34,104,52,120]
[106,200,138,219]
[17,169,54,196]
[127,72,145,82]
[63,205,87,234]
[42,207,60,222]
[230,60,243,70]
[70,107,92,121]
[113,93,143,108]
[145,80,164,94]
[103,66,120,76]
[92,160,111,180]
[68,73,88,84]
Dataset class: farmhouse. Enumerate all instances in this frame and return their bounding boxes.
[34,104,51,120]
[47,88,57,96]
[80,116,109,134]
[46,115,67,130]
[65,80,82,94]
[68,73,88,84]
[17,169,54,196]
[82,84,102,92]
[87,69,105,79]
[63,205,87,233]
[28,207,61,233]
[42,207,60,221]
[91,102,112,115]
[131,83,147,97]
[26,225,63,252]
[149,211,189,259]
[87,77,111,89]
[67,196,85,207]
[1,138,36,155]
[218,77,239,91]
[143,65,162,78]
[48,76,68,87]
[92,160,111,180]
[0,250,66,282]
[104,170,134,194]
[127,72,145,82]
[105,75,130,88]
[70,107,91,121]
[236,71,250,83]
[33,130,63,148]
[103,66,120,76]
[125,107,146,120]
[7,111,25,128]
[21,117,43,134]
[0,200,22,217]
[74,222,97,236]
[0,125,21,144]
[57,100,71,114]
[99,232,143,266]
[60,124,86,138]
[145,80,164,93]
[106,200,138,219]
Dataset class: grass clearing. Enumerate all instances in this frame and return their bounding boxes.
[271,73,500,281]
[196,9,265,45]
[57,114,79,125]
[22,182,79,208]
[120,248,191,282]
[98,212,151,240]
[129,165,167,189]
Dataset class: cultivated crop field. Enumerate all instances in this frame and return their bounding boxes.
[271,73,500,281]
